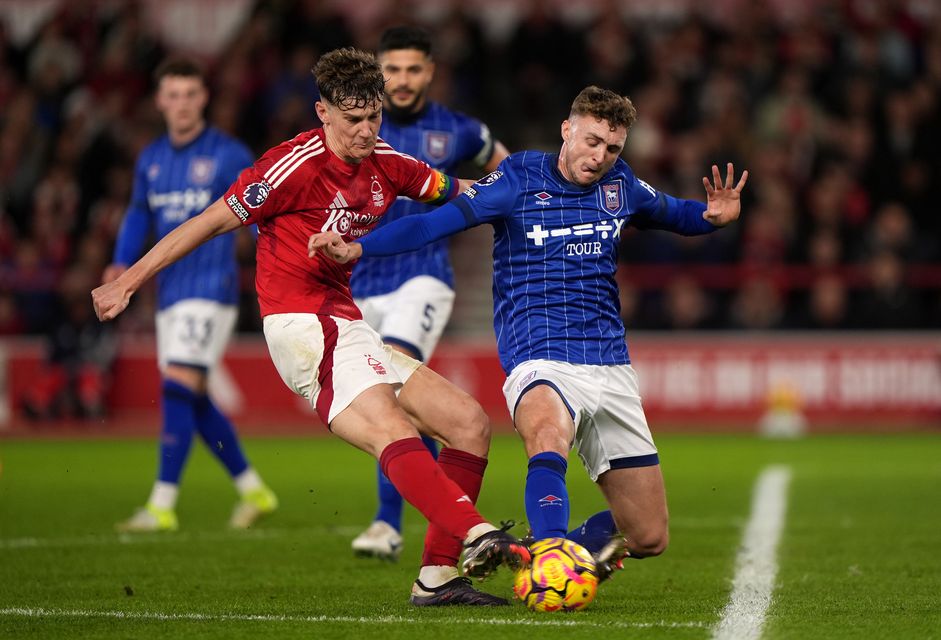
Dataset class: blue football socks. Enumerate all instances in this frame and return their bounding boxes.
[158,379,198,484]
[374,434,438,532]
[567,510,618,554]
[525,451,569,539]
[194,394,249,477]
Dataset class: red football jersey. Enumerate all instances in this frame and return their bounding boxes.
[224,128,454,319]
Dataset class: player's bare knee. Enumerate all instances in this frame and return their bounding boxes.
[628,529,669,558]
[358,417,420,458]
[444,394,491,449]
[521,425,571,458]
[461,398,491,443]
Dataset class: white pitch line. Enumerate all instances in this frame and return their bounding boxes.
[0,607,708,630]
[712,465,792,640]
[0,525,413,551]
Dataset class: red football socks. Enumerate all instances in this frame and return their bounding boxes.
[379,438,486,553]
[420,447,488,567]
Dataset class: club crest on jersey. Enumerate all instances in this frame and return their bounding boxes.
[243,181,271,208]
[365,354,387,375]
[370,176,384,208]
[188,157,216,185]
[147,164,160,181]
[423,131,452,162]
[477,171,503,187]
[600,181,623,215]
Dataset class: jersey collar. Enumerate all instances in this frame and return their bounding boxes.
[383,102,429,126]
[169,123,210,151]
[550,154,596,191]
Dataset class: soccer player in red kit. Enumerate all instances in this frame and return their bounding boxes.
[92,48,529,606]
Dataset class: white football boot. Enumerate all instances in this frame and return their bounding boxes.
[351,521,403,561]
[115,504,178,533]
[229,485,279,529]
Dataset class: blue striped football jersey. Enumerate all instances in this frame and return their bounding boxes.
[349,102,495,297]
[114,126,254,309]
[453,152,715,373]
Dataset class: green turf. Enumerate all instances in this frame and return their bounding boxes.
[0,433,939,639]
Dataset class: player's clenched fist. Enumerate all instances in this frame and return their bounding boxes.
[307,231,363,264]
[91,280,132,321]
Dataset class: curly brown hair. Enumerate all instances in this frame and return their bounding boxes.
[570,86,637,131]
[312,48,385,110]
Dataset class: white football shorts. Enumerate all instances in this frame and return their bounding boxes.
[263,313,421,425]
[155,298,238,372]
[354,275,455,361]
[503,360,659,481]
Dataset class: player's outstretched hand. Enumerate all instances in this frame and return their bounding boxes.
[307,231,363,264]
[91,279,132,322]
[702,162,748,227]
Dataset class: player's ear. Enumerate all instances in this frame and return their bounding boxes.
[561,119,571,142]
[315,100,329,124]
[196,84,209,111]
[154,80,167,113]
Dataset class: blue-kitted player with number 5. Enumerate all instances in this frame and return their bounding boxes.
[348,27,509,561]
[104,58,277,532]
[311,85,748,583]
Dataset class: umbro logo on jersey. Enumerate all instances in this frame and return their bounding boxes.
[534,191,552,206]
[538,494,564,506]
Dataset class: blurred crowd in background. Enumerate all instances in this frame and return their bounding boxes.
[1,0,940,346]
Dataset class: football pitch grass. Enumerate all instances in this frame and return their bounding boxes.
[1,432,939,639]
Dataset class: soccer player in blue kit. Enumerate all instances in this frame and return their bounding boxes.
[310,85,748,580]
[349,26,509,561]
[105,58,277,532]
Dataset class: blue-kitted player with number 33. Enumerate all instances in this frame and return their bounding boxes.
[310,85,747,583]
[104,58,278,533]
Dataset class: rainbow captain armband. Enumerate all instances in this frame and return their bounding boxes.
[417,170,459,205]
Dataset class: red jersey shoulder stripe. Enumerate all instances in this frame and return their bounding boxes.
[269,145,324,188]
[264,134,324,188]
[374,139,420,162]
[264,134,320,180]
